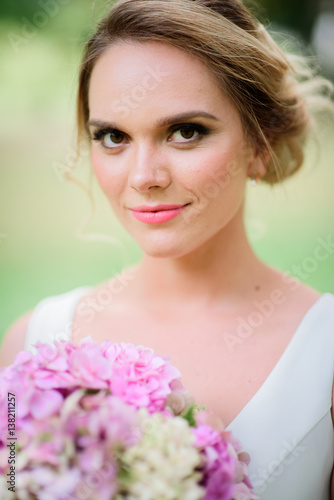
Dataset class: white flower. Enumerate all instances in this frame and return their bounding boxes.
[120,410,205,500]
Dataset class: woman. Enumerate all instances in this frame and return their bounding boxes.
[1,0,333,497]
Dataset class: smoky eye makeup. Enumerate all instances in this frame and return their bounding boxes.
[88,120,212,150]
[167,122,211,141]
[89,127,127,150]
[92,128,124,142]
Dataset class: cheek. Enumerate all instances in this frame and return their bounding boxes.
[91,149,124,200]
[91,149,110,191]
[188,145,248,201]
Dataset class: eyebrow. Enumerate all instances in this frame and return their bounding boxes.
[87,111,219,129]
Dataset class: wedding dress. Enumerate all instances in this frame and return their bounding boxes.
[24,286,334,499]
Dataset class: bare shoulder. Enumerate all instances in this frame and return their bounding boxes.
[254,262,323,324]
[274,268,322,304]
[72,265,139,342]
[0,311,33,368]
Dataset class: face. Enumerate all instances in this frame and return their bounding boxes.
[88,40,263,258]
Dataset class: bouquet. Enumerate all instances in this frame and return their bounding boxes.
[0,337,257,500]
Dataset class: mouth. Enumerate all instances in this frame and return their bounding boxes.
[129,203,190,224]
[130,204,190,213]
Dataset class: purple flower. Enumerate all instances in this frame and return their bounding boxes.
[0,339,256,500]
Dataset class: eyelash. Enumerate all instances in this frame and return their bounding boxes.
[91,123,211,149]
[92,129,122,143]
[168,123,210,142]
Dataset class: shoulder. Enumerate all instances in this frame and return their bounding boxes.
[277,273,334,426]
[253,263,332,344]
[0,286,93,368]
[0,311,33,368]
[259,263,323,311]
[272,268,334,321]
[259,264,334,422]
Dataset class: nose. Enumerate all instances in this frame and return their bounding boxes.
[128,142,171,193]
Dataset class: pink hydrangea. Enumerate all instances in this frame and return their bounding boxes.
[0,338,183,499]
[0,339,257,500]
[193,410,258,500]
[100,340,181,412]
[193,424,236,500]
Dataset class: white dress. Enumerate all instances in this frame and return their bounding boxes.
[24,286,334,499]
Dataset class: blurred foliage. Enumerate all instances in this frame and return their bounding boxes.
[0,0,106,43]
[248,0,321,41]
[0,0,43,19]
[0,0,322,41]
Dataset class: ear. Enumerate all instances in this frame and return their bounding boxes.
[247,147,270,180]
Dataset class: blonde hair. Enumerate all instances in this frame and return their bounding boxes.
[77,0,334,184]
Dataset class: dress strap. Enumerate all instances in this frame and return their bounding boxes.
[227,293,334,491]
[24,286,92,353]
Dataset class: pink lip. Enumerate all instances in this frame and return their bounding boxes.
[130,204,189,224]
[131,204,187,212]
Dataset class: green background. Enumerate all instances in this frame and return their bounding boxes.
[0,0,333,340]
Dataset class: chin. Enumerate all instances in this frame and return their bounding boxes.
[134,232,195,259]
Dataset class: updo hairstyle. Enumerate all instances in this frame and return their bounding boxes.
[77,0,334,184]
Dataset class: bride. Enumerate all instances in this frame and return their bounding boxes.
[1,0,333,497]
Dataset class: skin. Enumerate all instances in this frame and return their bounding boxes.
[88,40,268,301]
[86,40,333,494]
[1,39,333,495]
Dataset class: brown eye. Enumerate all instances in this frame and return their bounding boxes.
[179,126,196,139]
[92,128,126,149]
[102,131,124,147]
[109,131,124,143]
[168,124,202,143]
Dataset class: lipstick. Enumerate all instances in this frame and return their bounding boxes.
[130,204,189,224]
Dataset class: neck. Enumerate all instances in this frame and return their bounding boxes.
[131,204,265,311]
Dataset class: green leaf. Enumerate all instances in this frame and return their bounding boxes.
[181,404,206,427]
[40,432,53,441]
[77,427,89,436]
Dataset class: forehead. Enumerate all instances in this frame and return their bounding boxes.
[88,40,236,123]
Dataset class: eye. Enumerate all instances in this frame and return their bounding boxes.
[168,123,209,143]
[92,129,125,149]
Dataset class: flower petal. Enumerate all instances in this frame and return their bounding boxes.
[30,390,63,419]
